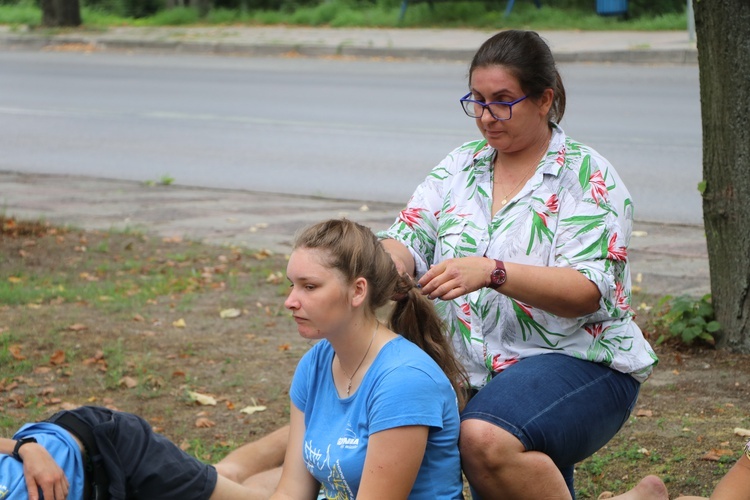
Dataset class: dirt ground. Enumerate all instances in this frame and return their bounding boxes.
[1,217,749,499]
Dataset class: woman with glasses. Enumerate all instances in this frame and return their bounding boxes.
[380,29,658,499]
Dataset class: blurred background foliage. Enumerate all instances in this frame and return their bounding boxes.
[0,0,689,29]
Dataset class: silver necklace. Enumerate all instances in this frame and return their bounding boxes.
[339,322,378,396]
[494,137,550,206]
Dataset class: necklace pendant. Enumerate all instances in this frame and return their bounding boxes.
[501,198,508,206]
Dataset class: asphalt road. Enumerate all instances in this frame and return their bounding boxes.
[0,50,701,224]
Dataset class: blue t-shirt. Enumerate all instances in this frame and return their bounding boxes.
[290,335,463,500]
[0,423,85,500]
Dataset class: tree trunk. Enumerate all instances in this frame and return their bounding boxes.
[41,0,82,27]
[694,0,750,351]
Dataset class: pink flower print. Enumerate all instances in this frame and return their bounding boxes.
[545,194,559,213]
[615,282,630,312]
[589,170,608,206]
[607,233,628,261]
[460,303,471,315]
[535,210,548,227]
[555,146,566,167]
[585,323,604,338]
[491,355,519,373]
[458,317,471,331]
[398,208,423,228]
[516,301,533,319]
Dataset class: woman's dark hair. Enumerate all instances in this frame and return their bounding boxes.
[294,219,469,409]
[469,29,566,123]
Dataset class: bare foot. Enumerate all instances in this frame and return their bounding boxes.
[605,475,670,500]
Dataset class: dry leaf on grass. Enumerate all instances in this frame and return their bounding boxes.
[735,428,750,437]
[220,308,242,319]
[240,404,267,415]
[49,350,66,365]
[67,323,88,332]
[172,318,187,328]
[195,417,216,428]
[9,345,25,360]
[119,377,138,389]
[188,391,217,406]
[701,449,734,461]
[636,409,653,418]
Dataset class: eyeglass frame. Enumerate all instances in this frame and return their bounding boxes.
[459,92,528,121]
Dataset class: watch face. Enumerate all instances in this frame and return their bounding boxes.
[491,268,506,287]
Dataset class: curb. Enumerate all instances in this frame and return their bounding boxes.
[0,34,698,64]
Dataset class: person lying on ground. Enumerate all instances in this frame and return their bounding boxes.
[0,405,274,500]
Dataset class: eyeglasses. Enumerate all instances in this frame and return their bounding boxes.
[459,92,528,121]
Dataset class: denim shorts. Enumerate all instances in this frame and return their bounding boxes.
[461,353,640,498]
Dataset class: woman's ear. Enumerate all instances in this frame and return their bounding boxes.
[538,88,554,118]
[350,277,368,308]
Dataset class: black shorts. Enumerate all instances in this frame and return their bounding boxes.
[47,406,217,500]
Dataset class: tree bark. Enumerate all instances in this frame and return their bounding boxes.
[41,0,82,27]
[694,0,750,351]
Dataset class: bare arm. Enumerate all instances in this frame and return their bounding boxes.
[380,239,416,278]
[270,406,320,500]
[214,425,288,484]
[1,437,69,500]
[418,257,601,318]
[357,425,429,500]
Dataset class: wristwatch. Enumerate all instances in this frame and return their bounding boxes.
[488,259,507,289]
[12,436,37,462]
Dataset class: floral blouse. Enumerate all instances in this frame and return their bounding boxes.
[380,124,658,388]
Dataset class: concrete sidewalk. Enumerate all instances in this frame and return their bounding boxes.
[1,171,710,299]
[0,25,697,64]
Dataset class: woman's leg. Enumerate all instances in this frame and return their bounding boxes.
[460,354,641,500]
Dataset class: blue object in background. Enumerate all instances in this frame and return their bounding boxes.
[596,0,628,15]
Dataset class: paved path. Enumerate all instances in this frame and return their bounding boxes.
[0,25,697,64]
[1,171,710,298]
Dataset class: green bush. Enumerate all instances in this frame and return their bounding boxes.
[653,294,721,347]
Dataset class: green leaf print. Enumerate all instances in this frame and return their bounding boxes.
[526,210,555,255]
[572,231,609,261]
[512,301,565,347]
[578,155,592,189]
[561,214,607,238]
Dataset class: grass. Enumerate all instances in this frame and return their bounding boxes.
[0,1,689,30]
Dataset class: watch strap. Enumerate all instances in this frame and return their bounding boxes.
[12,436,37,462]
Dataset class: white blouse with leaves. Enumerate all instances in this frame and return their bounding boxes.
[380,124,658,388]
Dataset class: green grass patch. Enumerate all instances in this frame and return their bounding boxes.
[0,1,688,30]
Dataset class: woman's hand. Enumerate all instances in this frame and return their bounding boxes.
[21,442,69,500]
[418,257,495,301]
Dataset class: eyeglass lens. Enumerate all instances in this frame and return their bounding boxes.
[461,100,512,120]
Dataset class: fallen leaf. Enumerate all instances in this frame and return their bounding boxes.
[220,308,242,319]
[735,428,750,437]
[172,371,186,378]
[277,343,291,351]
[8,276,22,284]
[637,448,650,456]
[195,417,215,428]
[49,350,66,365]
[701,449,734,461]
[188,391,217,406]
[173,318,187,328]
[636,409,653,418]
[120,376,138,389]
[9,345,26,360]
[67,323,88,332]
[240,404,267,415]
